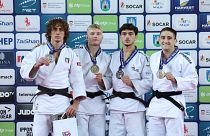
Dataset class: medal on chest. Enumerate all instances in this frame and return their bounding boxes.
[45,54,55,63]
[156,69,166,79]
[90,64,100,74]
[116,69,124,79]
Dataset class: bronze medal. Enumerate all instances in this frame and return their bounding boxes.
[116,69,124,79]
[45,54,55,63]
[90,65,99,74]
[156,69,166,79]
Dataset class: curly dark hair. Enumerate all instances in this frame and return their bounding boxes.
[119,23,138,35]
[45,18,69,43]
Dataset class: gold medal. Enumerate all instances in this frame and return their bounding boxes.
[90,65,99,74]
[116,69,124,79]
[45,54,55,63]
[156,69,166,79]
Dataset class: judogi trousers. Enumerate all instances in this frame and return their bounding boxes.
[33,114,53,136]
[147,113,184,136]
[76,113,106,136]
[109,111,145,136]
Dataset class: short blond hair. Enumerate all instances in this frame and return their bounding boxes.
[87,24,103,32]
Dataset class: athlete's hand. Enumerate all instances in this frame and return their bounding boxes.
[95,73,105,87]
[121,76,134,87]
[165,72,177,83]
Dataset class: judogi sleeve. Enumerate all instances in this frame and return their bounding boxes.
[175,54,198,91]
[132,55,153,95]
[20,48,39,81]
[69,51,86,99]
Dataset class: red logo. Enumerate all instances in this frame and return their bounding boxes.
[62,131,71,136]
[184,124,188,135]
[25,17,31,27]
[77,62,81,66]
[0,0,4,8]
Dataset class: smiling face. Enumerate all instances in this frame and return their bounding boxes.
[87,28,103,47]
[159,30,177,53]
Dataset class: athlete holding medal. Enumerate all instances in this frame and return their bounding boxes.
[74,24,112,136]
[147,27,198,136]
[108,23,152,136]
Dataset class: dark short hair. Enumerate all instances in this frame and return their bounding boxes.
[45,18,69,43]
[160,27,177,39]
[119,23,138,35]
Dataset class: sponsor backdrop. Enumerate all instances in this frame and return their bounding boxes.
[0,0,210,135]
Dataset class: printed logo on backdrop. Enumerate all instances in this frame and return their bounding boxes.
[0,86,15,103]
[119,15,144,31]
[199,122,210,136]
[0,51,14,68]
[199,86,210,103]
[93,0,117,14]
[199,68,210,85]
[67,15,92,32]
[119,0,144,13]
[41,15,66,32]
[184,122,198,136]
[0,104,15,120]
[199,0,210,12]
[176,32,197,49]
[184,104,198,121]
[199,104,210,121]
[0,0,13,13]
[172,14,197,31]
[0,122,15,136]
[16,51,30,67]
[67,33,86,48]
[146,33,161,49]
[101,33,118,50]
[199,14,210,31]
[199,50,210,66]
[15,15,40,32]
[67,0,91,14]
[16,122,33,136]
[16,86,37,103]
[199,32,210,48]
[16,68,35,86]
[0,33,14,50]
[121,33,144,49]
[172,0,196,12]
[16,33,40,50]
[146,0,170,13]
[0,15,14,32]
[41,0,66,14]
[94,15,118,31]
[0,69,15,85]
[146,14,170,31]
[15,0,39,14]
[16,104,34,121]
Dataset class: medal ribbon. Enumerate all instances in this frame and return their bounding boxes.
[159,47,179,70]
[85,45,101,65]
[47,43,66,54]
[119,46,138,70]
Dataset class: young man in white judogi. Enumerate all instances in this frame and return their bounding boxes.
[74,24,112,136]
[108,23,153,136]
[147,27,198,136]
[20,19,86,136]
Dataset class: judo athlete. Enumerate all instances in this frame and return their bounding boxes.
[147,27,198,136]
[108,23,153,136]
[74,24,112,136]
[20,18,86,136]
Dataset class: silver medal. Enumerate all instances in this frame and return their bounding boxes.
[90,65,99,74]
[45,54,55,63]
[116,69,124,79]
[156,69,166,79]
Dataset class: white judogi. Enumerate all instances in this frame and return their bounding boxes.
[109,50,152,136]
[147,50,198,136]
[74,47,112,136]
[20,44,86,136]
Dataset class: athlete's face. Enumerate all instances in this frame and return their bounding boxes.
[87,28,103,46]
[159,30,177,52]
[120,30,137,47]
